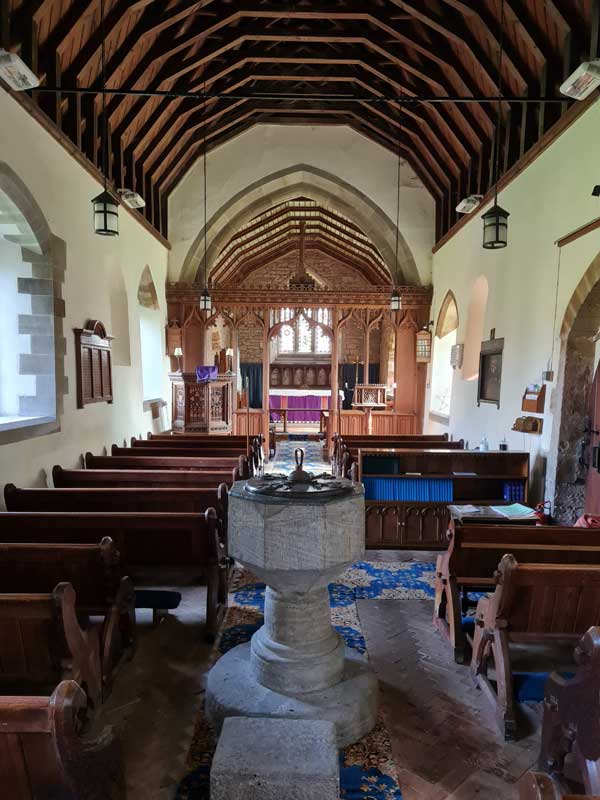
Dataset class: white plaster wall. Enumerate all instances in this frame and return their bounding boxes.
[427,97,600,501]
[0,88,170,494]
[168,125,435,285]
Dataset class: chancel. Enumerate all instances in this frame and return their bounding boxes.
[1,1,600,797]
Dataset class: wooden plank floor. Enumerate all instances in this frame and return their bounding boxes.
[357,598,542,799]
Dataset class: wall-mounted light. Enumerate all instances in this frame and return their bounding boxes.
[173,346,183,372]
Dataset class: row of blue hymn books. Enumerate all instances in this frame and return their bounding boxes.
[363,477,454,502]
[503,480,525,502]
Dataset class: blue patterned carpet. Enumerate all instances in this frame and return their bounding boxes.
[267,439,329,475]
[176,560,436,799]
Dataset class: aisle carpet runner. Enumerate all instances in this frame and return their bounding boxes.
[176,560,437,799]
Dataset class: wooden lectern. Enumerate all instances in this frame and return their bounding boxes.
[169,372,234,433]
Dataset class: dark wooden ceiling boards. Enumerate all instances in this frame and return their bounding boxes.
[1,0,597,244]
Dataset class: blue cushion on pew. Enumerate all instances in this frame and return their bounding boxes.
[134,589,182,610]
[513,671,574,702]
[460,617,475,636]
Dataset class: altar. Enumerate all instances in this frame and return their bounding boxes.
[269,388,344,426]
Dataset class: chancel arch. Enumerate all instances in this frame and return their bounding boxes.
[177,165,419,287]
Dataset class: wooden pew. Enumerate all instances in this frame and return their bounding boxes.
[53,465,238,488]
[132,435,251,449]
[0,582,102,707]
[0,510,227,639]
[112,444,244,460]
[85,451,249,478]
[470,556,600,739]
[434,524,600,663]
[147,432,249,441]
[0,538,135,695]
[338,438,465,477]
[0,680,125,799]
[5,483,227,516]
[331,431,453,467]
[538,626,600,796]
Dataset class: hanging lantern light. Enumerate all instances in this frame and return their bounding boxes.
[199,286,212,313]
[482,0,508,251]
[93,0,118,237]
[199,81,212,314]
[482,203,510,249]
[416,326,433,363]
[390,112,403,311]
[92,190,119,236]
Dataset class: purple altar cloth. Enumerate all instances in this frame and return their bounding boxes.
[196,365,218,383]
[269,394,329,423]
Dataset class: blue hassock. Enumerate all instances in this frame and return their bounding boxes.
[134,589,182,610]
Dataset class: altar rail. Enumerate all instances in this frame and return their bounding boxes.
[323,410,417,440]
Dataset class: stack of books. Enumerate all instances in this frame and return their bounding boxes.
[362,477,453,502]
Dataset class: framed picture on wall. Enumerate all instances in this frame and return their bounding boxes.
[477,337,504,408]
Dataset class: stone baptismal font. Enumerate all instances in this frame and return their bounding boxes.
[206,449,378,747]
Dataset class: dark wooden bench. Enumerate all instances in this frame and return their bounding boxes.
[85,451,249,477]
[0,582,103,707]
[470,556,600,739]
[338,438,465,477]
[0,538,135,696]
[434,524,600,663]
[331,431,453,468]
[0,680,125,799]
[5,483,226,514]
[538,626,600,796]
[53,464,238,488]
[133,435,252,450]
[0,510,227,640]
[116,444,243,459]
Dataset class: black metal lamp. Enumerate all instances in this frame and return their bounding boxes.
[482,203,510,249]
[482,0,508,251]
[93,0,118,237]
[390,289,401,311]
[92,189,119,236]
[199,82,212,313]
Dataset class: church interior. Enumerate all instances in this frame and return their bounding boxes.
[2,1,600,798]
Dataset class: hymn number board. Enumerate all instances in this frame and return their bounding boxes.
[74,320,114,408]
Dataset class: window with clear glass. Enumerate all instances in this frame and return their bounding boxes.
[276,308,332,355]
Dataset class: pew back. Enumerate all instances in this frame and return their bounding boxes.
[0,511,219,569]
[0,539,120,608]
[494,556,600,638]
[52,465,236,488]
[85,452,247,475]
[0,681,125,799]
[5,483,226,515]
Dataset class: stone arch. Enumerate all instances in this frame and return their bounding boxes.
[549,249,600,523]
[0,162,66,444]
[462,276,489,381]
[178,164,420,286]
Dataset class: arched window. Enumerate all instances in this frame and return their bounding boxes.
[0,168,62,437]
[430,291,459,418]
[137,266,164,401]
[275,308,332,356]
[463,276,489,381]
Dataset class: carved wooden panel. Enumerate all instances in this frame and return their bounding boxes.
[270,364,330,388]
[365,502,450,549]
[74,320,113,408]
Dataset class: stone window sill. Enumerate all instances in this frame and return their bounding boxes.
[0,414,55,433]
[428,411,450,425]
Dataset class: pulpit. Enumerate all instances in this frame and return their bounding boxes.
[170,372,235,433]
